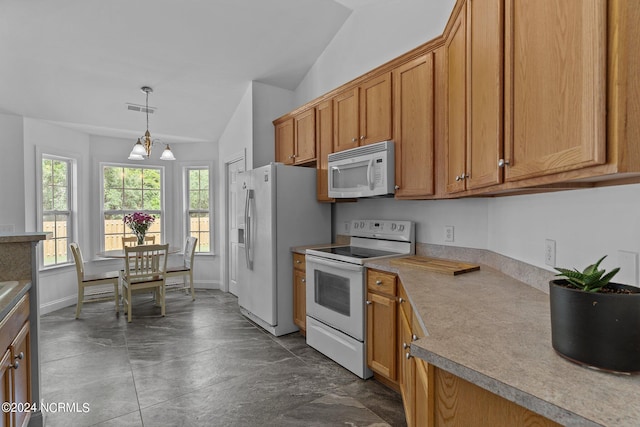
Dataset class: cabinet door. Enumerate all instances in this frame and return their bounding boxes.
[0,349,11,427]
[444,4,468,194]
[466,0,503,190]
[10,322,30,427]
[294,108,316,164]
[293,268,306,334]
[393,54,435,198]
[360,72,392,146]
[503,0,606,181]
[316,100,334,202]
[366,291,397,380]
[275,118,295,165]
[333,88,360,152]
[399,308,415,427]
[414,359,434,427]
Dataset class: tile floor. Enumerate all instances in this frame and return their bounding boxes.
[39,289,406,426]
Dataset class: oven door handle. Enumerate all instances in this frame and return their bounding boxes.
[306,255,364,272]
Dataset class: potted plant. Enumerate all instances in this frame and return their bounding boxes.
[550,255,640,373]
[123,212,155,245]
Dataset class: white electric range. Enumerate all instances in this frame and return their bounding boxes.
[305,219,415,378]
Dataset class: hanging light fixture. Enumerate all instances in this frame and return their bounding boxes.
[128,86,176,161]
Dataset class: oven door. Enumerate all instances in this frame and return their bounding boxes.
[306,255,365,341]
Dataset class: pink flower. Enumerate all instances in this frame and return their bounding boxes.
[123,212,155,235]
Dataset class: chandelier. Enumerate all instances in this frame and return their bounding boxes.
[128,86,176,161]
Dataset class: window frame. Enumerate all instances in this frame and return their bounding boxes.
[99,162,165,251]
[37,151,76,269]
[184,164,214,255]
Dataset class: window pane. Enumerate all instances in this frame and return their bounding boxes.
[143,190,161,210]
[104,166,123,189]
[43,185,53,211]
[189,190,200,210]
[189,170,200,190]
[123,189,143,209]
[52,160,67,186]
[143,169,161,189]
[199,190,209,210]
[53,186,68,210]
[124,167,142,189]
[199,169,209,189]
[104,189,123,210]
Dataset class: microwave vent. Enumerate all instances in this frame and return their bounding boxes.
[328,140,394,162]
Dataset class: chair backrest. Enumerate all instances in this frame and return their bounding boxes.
[122,235,156,248]
[123,244,169,281]
[183,236,198,269]
[69,242,85,281]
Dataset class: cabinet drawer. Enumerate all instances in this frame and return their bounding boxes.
[293,253,306,271]
[0,293,29,352]
[367,270,397,295]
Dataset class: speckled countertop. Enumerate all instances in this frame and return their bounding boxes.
[365,257,640,427]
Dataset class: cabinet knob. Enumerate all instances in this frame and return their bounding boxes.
[360,135,365,140]
[455,175,461,182]
[366,300,372,305]
[301,278,306,283]
[406,352,413,360]
[412,334,418,341]
[10,360,19,370]
[394,185,400,190]
[498,159,510,168]
[399,297,405,303]
[295,260,301,264]
[15,352,24,360]
[403,342,409,349]
[375,280,382,285]
[352,137,357,142]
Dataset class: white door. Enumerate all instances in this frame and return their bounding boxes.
[227,157,245,296]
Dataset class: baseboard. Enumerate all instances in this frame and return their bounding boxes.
[38,279,223,315]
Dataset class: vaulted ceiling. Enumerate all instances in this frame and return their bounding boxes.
[0,0,382,144]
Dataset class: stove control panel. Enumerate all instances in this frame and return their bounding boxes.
[350,219,414,242]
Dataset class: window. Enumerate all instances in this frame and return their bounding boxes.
[187,167,210,253]
[41,156,72,266]
[102,165,162,250]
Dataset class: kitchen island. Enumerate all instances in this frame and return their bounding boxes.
[365,256,640,427]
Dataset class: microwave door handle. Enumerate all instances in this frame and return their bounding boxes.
[367,158,374,190]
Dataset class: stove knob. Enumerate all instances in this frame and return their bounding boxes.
[354,223,359,229]
[391,223,397,231]
[360,221,365,228]
[399,225,405,231]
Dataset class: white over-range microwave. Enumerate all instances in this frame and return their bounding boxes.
[327,140,395,198]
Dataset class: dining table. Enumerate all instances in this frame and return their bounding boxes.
[96,246,181,259]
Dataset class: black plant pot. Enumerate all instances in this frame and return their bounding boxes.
[549,279,640,373]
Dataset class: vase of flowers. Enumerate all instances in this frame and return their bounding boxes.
[123,212,155,245]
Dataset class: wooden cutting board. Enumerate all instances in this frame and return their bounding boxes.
[390,256,480,275]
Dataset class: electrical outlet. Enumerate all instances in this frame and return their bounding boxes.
[545,239,556,267]
[444,226,454,242]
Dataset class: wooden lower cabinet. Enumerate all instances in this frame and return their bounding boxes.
[0,295,31,427]
[292,253,307,335]
[366,270,398,383]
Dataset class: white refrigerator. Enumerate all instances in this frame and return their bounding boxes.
[237,163,331,336]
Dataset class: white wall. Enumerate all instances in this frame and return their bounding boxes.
[0,113,25,232]
[295,0,456,105]
[252,81,294,168]
[292,0,640,286]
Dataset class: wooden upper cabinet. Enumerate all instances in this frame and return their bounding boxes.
[467,0,503,190]
[503,0,606,181]
[275,118,295,165]
[294,107,316,164]
[444,4,468,194]
[360,72,392,146]
[333,72,392,153]
[445,0,503,194]
[316,100,334,202]
[333,87,360,152]
[393,53,435,199]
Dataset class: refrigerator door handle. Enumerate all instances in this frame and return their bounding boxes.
[244,189,254,270]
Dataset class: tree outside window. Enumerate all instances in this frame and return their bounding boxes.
[102,165,162,250]
[187,168,210,253]
[42,156,72,266]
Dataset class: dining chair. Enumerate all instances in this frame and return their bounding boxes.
[121,243,169,323]
[165,236,198,300]
[70,242,120,319]
[122,235,156,248]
